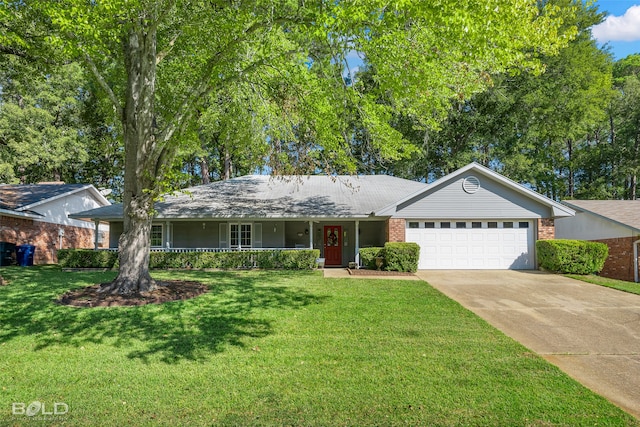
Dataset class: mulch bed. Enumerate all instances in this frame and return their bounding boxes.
[347,268,415,276]
[57,280,208,308]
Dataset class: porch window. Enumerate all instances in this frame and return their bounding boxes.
[230,224,252,248]
[151,225,163,247]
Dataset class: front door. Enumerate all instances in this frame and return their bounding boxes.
[324,225,342,266]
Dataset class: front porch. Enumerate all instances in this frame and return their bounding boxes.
[104,219,388,267]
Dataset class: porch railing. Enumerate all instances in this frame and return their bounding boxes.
[99,247,312,253]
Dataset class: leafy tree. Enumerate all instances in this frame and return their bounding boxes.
[610,54,640,199]
[5,0,573,293]
[0,61,91,183]
[373,0,613,201]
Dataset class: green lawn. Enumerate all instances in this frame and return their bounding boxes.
[0,267,637,426]
[566,274,640,296]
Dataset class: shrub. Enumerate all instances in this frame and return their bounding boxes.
[57,249,118,269]
[536,239,609,274]
[383,242,420,273]
[280,249,320,269]
[359,247,384,269]
[58,249,319,270]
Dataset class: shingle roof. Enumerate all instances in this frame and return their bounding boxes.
[562,200,640,231]
[71,175,428,220]
[0,184,91,213]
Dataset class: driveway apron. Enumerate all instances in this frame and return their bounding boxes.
[417,270,640,419]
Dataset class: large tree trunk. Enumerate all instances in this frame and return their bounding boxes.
[101,25,159,295]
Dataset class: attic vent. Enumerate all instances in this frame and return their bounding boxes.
[462,176,480,194]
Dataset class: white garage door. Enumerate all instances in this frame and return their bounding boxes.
[405,220,535,270]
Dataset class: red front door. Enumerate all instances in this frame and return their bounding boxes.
[324,225,342,266]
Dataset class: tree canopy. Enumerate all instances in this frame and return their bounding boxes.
[1,0,577,293]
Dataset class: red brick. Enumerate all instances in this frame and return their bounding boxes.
[591,236,637,282]
[538,218,555,240]
[386,218,405,243]
[0,215,109,264]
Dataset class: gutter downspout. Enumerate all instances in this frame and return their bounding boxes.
[634,239,640,283]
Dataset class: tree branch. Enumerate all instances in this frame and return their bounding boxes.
[156,31,181,65]
[82,52,123,118]
[0,45,30,58]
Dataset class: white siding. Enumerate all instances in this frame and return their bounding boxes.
[32,189,106,229]
[555,212,636,240]
[395,174,552,219]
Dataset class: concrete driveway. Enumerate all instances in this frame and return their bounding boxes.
[417,270,640,419]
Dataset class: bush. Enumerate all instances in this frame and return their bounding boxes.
[57,249,118,269]
[383,242,420,273]
[536,239,608,274]
[58,249,320,270]
[359,247,384,269]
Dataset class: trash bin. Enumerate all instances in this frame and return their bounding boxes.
[0,242,16,266]
[16,244,36,267]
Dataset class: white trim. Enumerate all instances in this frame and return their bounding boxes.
[17,185,110,212]
[0,208,43,219]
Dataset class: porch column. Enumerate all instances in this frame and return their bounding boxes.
[165,221,171,248]
[94,220,100,250]
[355,220,360,265]
[309,220,313,249]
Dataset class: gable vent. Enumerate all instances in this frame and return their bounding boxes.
[462,176,481,194]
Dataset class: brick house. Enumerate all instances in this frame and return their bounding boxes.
[73,163,573,270]
[556,200,640,282]
[0,183,111,264]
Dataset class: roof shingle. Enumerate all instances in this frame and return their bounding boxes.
[71,175,427,220]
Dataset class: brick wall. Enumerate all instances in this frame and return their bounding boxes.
[386,218,405,242]
[0,215,109,264]
[592,236,637,282]
[538,218,555,240]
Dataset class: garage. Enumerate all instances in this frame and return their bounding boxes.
[405,220,535,270]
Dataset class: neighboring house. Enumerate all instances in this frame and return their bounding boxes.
[0,183,111,264]
[556,200,640,282]
[71,163,574,270]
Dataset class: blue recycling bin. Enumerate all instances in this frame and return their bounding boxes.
[16,244,35,267]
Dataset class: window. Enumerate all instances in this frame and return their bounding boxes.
[408,222,419,229]
[472,222,482,228]
[488,222,498,229]
[425,222,435,229]
[503,221,514,228]
[440,222,451,228]
[519,221,529,228]
[456,222,466,228]
[151,225,163,247]
[231,224,252,248]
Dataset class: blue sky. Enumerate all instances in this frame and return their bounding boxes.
[593,1,640,59]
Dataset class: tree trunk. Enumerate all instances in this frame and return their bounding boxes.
[566,139,574,198]
[223,146,232,180]
[101,25,159,295]
[200,156,211,184]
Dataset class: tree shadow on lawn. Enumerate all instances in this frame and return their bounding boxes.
[0,267,326,363]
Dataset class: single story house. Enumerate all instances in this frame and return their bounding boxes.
[556,200,640,282]
[71,163,574,270]
[0,183,111,264]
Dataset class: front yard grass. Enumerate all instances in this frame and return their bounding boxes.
[0,266,637,426]
[567,274,640,296]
